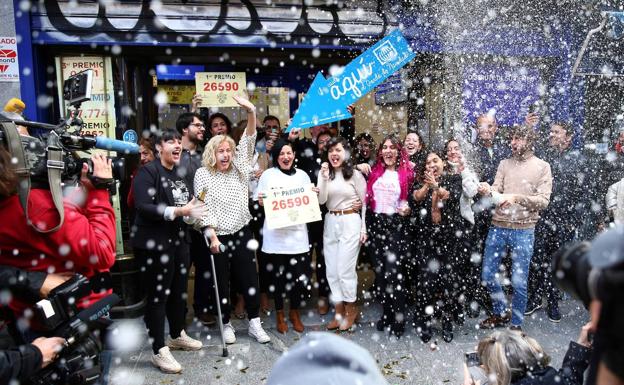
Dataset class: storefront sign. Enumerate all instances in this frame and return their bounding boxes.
[158,85,195,105]
[55,56,117,139]
[157,64,205,81]
[0,37,20,82]
[263,184,322,229]
[287,29,415,132]
[195,72,247,107]
[375,72,407,105]
[123,129,138,144]
[462,64,541,126]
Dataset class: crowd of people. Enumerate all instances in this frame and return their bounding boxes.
[121,94,622,376]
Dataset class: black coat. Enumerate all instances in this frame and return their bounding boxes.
[512,342,591,385]
[131,160,190,250]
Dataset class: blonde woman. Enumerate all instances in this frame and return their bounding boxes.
[193,95,270,345]
[463,323,592,385]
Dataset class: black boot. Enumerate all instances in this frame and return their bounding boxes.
[413,319,433,343]
[391,322,405,338]
[442,319,453,343]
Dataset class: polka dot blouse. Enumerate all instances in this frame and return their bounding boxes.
[194,132,257,235]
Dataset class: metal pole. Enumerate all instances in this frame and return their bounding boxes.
[203,233,228,357]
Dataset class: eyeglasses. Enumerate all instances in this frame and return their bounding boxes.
[190,123,205,129]
[265,125,280,131]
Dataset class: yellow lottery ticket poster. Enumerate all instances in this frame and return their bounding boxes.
[195,72,247,107]
[263,184,322,229]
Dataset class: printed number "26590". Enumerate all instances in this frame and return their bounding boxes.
[272,196,310,211]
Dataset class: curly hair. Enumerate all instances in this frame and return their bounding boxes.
[202,134,236,172]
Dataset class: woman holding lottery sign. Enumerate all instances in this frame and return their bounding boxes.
[256,139,313,334]
[317,136,367,332]
[366,134,415,338]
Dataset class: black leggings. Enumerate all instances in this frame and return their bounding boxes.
[267,252,311,311]
[190,230,215,316]
[249,199,270,295]
[211,225,260,324]
[136,243,190,354]
[369,213,410,324]
[309,220,330,298]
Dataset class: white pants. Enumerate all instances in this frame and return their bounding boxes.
[323,213,361,303]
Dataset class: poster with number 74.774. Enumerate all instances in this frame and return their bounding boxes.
[263,183,322,230]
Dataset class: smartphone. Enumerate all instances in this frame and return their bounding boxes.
[465,351,480,367]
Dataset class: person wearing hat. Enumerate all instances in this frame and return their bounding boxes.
[477,125,552,330]
[256,138,313,334]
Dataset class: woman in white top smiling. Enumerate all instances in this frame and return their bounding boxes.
[318,137,367,332]
[257,139,312,334]
[193,95,270,345]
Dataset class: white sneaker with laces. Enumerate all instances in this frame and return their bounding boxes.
[223,322,236,344]
[151,346,182,373]
[248,317,271,344]
[167,330,203,351]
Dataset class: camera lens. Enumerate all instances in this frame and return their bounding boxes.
[551,241,592,307]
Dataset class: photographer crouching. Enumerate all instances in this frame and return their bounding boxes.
[0,134,117,383]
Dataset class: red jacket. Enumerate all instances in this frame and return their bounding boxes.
[0,188,116,320]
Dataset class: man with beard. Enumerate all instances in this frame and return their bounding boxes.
[175,112,215,326]
[476,125,552,330]
[525,122,587,322]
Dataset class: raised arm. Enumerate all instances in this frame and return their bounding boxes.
[233,95,257,137]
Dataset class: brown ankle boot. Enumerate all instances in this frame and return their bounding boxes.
[276,310,288,334]
[317,297,329,315]
[340,302,359,331]
[326,302,345,330]
[289,309,304,333]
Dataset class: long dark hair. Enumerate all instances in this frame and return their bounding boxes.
[207,112,232,136]
[325,136,354,180]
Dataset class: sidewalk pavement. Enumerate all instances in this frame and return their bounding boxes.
[105,297,588,385]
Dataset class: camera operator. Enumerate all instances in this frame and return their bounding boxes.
[0,143,116,336]
[0,265,70,384]
[552,226,624,385]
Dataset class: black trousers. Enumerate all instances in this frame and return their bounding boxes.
[136,242,190,354]
[369,213,410,325]
[413,226,457,324]
[249,199,270,295]
[528,217,575,306]
[309,219,330,298]
[190,230,215,316]
[267,252,312,310]
[211,225,260,324]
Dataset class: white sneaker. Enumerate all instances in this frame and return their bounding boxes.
[248,317,271,344]
[167,330,203,351]
[151,346,182,373]
[223,322,236,344]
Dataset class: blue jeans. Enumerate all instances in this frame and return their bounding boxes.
[481,226,535,326]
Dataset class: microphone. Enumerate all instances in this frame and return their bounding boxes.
[94,136,140,154]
